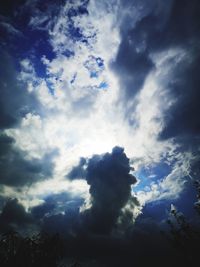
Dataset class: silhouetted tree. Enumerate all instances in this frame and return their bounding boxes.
[0,231,65,267]
[166,204,200,265]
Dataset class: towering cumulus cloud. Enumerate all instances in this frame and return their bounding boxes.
[81,147,137,234]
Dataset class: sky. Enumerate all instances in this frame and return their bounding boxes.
[0,0,200,265]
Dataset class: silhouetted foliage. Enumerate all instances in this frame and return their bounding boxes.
[0,231,65,267]
[166,203,200,266]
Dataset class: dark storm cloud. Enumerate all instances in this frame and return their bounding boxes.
[82,147,137,234]
[42,209,81,237]
[0,198,34,233]
[37,194,84,237]
[0,52,39,129]
[160,53,200,139]
[0,192,84,234]
[190,157,200,180]
[31,192,84,220]
[31,201,55,220]
[114,0,200,138]
[113,27,154,99]
[67,157,87,180]
[0,133,56,187]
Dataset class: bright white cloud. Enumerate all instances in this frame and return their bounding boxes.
[136,152,193,205]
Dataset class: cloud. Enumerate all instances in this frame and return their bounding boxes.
[31,192,84,219]
[0,198,35,233]
[136,151,196,205]
[31,200,55,219]
[33,193,84,237]
[0,52,39,130]
[67,157,87,180]
[81,147,137,234]
[114,0,200,140]
[159,52,200,139]
[0,133,56,187]
[112,31,154,99]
